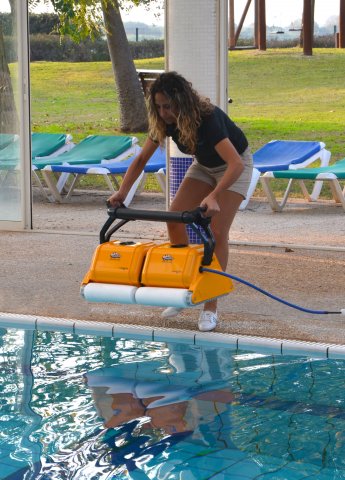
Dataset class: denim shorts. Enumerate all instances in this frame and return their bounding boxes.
[184,147,253,199]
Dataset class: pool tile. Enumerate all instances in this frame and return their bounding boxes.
[161,450,193,463]
[210,448,248,462]
[112,323,154,341]
[0,312,37,329]
[149,460,197,479]
[170,441,218,455]
[219,458,265,477]
[0,462,25,478]
[186,455,236,472]
[74,320,114,337]
[36,316,75,332]
[153,327,196,344]
[237,336,283,355]
[256,466,311,479]
[212,472,251,480]
[194,332,238,348]
[128,468,150,479]
[327,345,345,359]
[307,468,345,479]
[254,454,289,469]
[286,460,324,476]
[165,465,210,479]
[281,340,329,358]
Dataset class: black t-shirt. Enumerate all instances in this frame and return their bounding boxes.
[166,106,248,168]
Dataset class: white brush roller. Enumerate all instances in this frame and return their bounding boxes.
[81,283,137,304]
[135,287,193,307]
[81,283,194,308]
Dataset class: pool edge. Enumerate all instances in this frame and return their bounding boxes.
[1,311,345,359]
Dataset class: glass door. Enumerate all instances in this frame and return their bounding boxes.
[0,0,31,230]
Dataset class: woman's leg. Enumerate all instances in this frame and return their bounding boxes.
[203,189,244,314]
[166,177,243,327]
[167,177,213,243]
[161,177,213,319]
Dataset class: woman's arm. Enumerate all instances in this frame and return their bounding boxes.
[200,138,244,216]
[108,137,159,207]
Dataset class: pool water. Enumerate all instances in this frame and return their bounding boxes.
[1,327,345,479]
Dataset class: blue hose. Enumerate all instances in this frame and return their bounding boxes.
[201,267,342,315]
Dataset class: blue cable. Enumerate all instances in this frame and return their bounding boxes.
[201,267,343,315]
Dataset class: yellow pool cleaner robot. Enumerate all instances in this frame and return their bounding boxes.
[81,206,233,308]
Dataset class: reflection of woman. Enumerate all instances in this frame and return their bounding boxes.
[85,344,237,475]
[108,71,253,332]
[90,383,235,437]
[92,388,189,435]
[86,344,236,437]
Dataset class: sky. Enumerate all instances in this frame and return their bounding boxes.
[0,0,341,27]
[121,0,340,28]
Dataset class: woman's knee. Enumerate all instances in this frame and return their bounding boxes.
[211,225,229,245]
[167,222,188,243]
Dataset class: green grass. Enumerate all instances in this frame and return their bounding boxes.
[26,48,345,197]
[228,48,345,157]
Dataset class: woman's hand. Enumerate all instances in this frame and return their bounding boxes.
[200,194,220,217]
[107,138,159,208]
[107,191,125,208]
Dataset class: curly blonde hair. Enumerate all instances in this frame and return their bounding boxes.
[147,71,214,154]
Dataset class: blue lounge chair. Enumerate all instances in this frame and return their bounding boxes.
[240,140,331,209]
[41,147,166,205]
[36,134,139,201]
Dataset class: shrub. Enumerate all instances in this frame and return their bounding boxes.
[28,35,163,62]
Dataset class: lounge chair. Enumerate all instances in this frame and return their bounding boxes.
[31,132,74,158]
[0,132,72,166]
[31,133,75,197]
[260,158,345,211]
[41,147,166,205]
[36,134,139,201]
[0,133,17,151]
[239,140,331,209]
[0,133,74,196]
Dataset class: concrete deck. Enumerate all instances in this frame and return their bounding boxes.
[1,190,344,344]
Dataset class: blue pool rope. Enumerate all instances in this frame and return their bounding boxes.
[201,267,344,315]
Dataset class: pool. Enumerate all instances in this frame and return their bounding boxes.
[1,315,345,479]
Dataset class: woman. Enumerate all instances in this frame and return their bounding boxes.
[108,71,253,332]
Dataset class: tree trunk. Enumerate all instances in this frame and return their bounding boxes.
[101,0,148,132]
[0,26,18,133]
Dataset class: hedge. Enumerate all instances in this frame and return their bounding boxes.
[3,33,336,64]
[3,34,164,63]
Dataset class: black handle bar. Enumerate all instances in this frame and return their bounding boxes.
[100,206,215,265]
[106,205,209,224]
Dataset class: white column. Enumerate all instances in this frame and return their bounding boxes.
[165,0,228,241]
[19,0,32,229]
[165,0,228,111]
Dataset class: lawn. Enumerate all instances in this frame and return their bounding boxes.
[28,48,345,197]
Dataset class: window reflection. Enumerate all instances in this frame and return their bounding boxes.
[0,0,22,221]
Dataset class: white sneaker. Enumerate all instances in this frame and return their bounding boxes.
[161,307,184,318]
[198,311,218,332]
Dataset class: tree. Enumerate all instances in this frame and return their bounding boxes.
[102,0,148,132]
[1,0,162,134]
[36,0,163,132]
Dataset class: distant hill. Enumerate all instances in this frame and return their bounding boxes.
[124,21,164,41]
